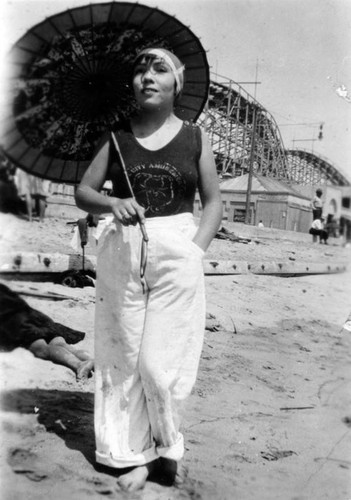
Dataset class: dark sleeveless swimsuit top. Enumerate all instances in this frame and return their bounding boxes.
[107,121,202,217]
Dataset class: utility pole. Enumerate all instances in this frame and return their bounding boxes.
[222,81,232,173]
[244,59,259,225]
[244,107,257,224]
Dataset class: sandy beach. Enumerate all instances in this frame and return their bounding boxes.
[0,212,351,500]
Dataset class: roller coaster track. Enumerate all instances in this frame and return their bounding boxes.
[285,149,350,186]
[199,73,350,186]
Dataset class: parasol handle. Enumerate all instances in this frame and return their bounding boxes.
[110,132,148,242]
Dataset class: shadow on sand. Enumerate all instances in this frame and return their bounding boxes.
[1,388,96,464]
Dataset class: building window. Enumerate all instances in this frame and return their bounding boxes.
[342,197,350,209]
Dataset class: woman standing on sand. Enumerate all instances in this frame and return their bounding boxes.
[75,47,222,492]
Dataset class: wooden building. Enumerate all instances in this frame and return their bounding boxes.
[195,173,312,233]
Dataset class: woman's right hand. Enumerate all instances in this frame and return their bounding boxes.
[110,197,146,226]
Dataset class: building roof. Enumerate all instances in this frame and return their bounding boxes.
[219,174,310,199]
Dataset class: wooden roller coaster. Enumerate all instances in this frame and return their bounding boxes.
[198,73,350,187]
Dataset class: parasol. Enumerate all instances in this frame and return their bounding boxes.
[0,1,209,184]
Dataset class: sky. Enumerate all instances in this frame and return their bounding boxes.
[1,0,350,180]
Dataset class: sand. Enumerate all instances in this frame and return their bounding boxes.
[0,212,351,500]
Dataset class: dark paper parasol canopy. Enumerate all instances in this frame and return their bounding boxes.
[0,2,209,183]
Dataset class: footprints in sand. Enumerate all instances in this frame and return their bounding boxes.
[7,448,118,495]
[86,477,117,495]
[7,448,47,482]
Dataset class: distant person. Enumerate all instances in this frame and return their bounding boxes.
[309,217,328,244]
[325,214,339,238]
[0,283,94,380]
[31,176,51,222]
[14,169,33,221]
[257,220,264,228]
[14,170,51,222]
[311,189,323,220]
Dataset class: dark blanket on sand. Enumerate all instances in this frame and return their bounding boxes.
[0,283,85,350]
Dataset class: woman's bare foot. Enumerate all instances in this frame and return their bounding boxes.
[158,458,188,486]
[116,461,156,492]
[76,359,94,380]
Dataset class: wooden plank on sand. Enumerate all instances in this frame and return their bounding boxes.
[204,260,249,275]
[0,252,96,274]
[0,253,347,276]
[204,260,347,275]
[248,261,347,275]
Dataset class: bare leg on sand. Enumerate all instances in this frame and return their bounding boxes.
[29,337,94,380]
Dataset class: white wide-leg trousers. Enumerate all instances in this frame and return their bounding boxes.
[94,213,206,468]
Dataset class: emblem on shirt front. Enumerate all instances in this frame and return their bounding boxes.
[129,162,186,215]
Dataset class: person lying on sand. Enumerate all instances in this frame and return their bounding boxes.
[28,336,94,381]
[0,283,94,380]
